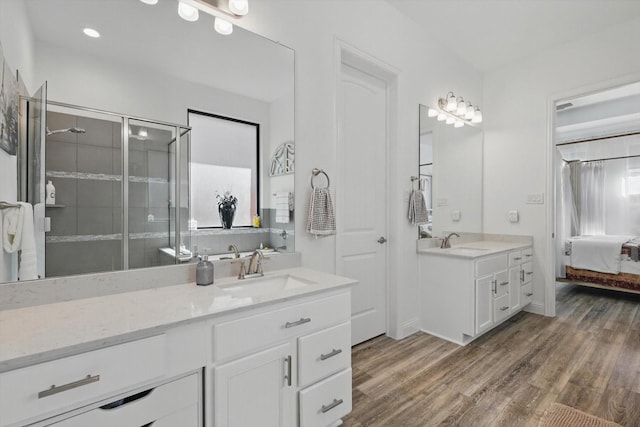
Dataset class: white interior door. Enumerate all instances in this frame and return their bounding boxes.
[337,63,387,346]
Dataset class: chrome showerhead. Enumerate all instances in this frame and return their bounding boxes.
[46,127,86,136]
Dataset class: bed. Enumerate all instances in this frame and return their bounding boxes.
[563,235,640,293]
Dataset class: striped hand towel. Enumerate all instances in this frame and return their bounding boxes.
[306,188,336,237]
[408,189,429,225]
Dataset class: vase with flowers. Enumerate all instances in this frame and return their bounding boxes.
[217,191,238,229]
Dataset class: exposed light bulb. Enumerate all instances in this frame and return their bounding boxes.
[472,107,483,123]
[445,116,455,125]
[83,28,100,38]
[139,0,158,4]
[446,92,457,111]
[178,2,199,21]
[464,102,474,120]
[427,108,438,118]
[454,120,464,128]
[456,97,467,116]
[437,113,446,121]
[229,0,249,16]
[214,17,233,35]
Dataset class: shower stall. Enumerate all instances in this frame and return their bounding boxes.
[22,100,190,278]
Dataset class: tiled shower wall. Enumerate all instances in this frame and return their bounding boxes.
[45,111,174,277]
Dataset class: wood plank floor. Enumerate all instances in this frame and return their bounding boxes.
[342,283,640,426]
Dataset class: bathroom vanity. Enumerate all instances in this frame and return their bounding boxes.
[0,267,355,427]
[418,235,533,345]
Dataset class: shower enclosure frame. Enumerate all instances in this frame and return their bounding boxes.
[20,99,191,275]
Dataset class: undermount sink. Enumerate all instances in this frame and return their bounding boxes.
[217,274,316,298]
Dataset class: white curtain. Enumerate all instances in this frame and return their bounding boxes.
[556,161,580,277]
[579,161,605,236]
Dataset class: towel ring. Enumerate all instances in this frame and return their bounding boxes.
[311,168,330,189]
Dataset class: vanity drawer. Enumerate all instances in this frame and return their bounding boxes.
[213,292,350,361]
[522,261,533,284]
[476,255,507,278]
[48,373,199,427]
[522,283,534,305]
[522,247,533,261]
[493,294,511,323]
[0,334,166,427]
[299,368,352,427]
[508,250,524,267]
[298,322,351,388]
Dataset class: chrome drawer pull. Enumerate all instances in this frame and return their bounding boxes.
[38,374,100,399]
[320,349,343,361]
[491,279,497,294]
[499,281,508,286]
[321,398,344,413]
[514,257,522,261]
[500,306,509,311]
[525,254,532,257]
[285,317,311,328]
[526,272,533,275]
[284,355,292,386]
[525,292,534,297]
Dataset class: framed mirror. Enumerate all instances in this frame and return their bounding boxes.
[0,0,294,283]
[419,104,483,236]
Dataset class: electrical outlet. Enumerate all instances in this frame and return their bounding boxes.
[437,198,448,207]
[451,210,461,221]
[508,210,519,223]
[526,193,544,204]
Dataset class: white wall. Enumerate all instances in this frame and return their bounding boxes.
[483,17,640,313]
[237,0,483,338]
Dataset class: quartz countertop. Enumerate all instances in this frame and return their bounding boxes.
[0,267,356,373]
[417,239,531,259]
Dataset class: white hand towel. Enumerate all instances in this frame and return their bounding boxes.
[2,203,38,280]
[275,191,290,224]
[17,202,38,280]
[306,188,336,237]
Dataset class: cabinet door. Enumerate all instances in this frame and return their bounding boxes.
[508,266,521,312]
[475,275,493,334]
[215,343,294,427]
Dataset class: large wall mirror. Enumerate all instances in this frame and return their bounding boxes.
[0,0,294,283]
[419,104,483,236]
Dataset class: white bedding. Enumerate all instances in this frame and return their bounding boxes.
[569,235,634,274]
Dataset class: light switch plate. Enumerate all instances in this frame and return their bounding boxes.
[508,210,519,223]
[526,193,544,204]
[437,198,448,207]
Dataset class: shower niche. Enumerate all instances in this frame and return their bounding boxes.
[25,101,190,278]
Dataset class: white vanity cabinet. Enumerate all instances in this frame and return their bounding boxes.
[210,289,352,427]
[420,244,533,345]
[0,322,206,427]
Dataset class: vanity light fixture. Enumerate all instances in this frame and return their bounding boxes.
[436,91,482,127]
[139,0,159,4]
[178,1,200,21]
[175,0,250,35]
[427,108,438,118]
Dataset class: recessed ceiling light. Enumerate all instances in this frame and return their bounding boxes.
[83,28,100,38]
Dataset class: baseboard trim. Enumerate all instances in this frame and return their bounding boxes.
[524,302,546,316]
[388,317,419,340]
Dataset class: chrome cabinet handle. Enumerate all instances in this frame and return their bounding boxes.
[284,355,292,386]
[525,254,532,257]
[285,317,311,328]
[38,374,100,399]
[526,272,533,276]
[500,306,509,311]
[500,281,508,286]
[525,292,534,296]
[491,279,497,294]
[514,257,522,261]
[320,349,343,361]
[520,270,525,282]
[321,398,344,413]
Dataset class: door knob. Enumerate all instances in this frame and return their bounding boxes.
[377,237,387,244]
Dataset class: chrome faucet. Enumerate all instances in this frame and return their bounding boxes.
[247,249,265,277]
[441,232,460,249]
[228,244,240,259]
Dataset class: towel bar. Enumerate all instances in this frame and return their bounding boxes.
[311,168,330,189]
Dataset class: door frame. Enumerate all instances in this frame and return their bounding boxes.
[334,38,399,339]
[544,72,640,317]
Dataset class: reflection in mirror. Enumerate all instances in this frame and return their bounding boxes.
[0,0,294,283]
[419,104,483,236]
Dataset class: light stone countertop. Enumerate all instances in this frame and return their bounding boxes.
[0,267,356,373]
[417,239,532,259]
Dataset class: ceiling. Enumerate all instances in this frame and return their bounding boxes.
[386,0,640,72]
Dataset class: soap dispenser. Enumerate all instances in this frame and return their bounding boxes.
[45,180,56,205]
[196,255,214,286]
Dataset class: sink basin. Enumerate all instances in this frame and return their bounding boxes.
[217,274,316,298]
